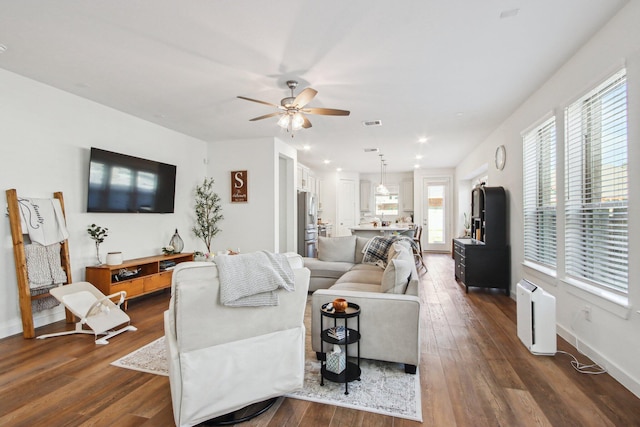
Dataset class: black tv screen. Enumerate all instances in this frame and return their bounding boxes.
[87,147,176,213]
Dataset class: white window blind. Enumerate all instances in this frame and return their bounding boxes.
[523,117,556,269]
[564,69,628,292]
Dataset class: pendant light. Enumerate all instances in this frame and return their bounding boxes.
[376,154,389,195]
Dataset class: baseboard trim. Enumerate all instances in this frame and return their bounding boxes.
[0,309,66,339]
[557,323,640,399]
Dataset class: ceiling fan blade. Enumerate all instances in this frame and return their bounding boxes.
[293,88,318,108]
[237,96,282,109]
[249,112,282,121]
[302,114,312,129]
[302,107,350,116]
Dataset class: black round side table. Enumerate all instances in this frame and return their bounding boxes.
[319,301,361,395]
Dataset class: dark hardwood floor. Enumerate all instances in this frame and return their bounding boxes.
[1,253,639,426]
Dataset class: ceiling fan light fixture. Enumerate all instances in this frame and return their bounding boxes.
[291,112,305,130]
[277,114,290,129]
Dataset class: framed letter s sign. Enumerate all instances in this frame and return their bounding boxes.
[231,170,248,203]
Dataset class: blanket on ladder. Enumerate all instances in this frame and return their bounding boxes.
[215,251,294,307]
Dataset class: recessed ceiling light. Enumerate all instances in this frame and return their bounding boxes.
[336,167,342,172]
[303,144,311,151]
[418,137,427,143]
[500,8,519,19]
[0,44,7,53]
[323,159,331,164]
[416,154,423,160]
[414,164,420,169]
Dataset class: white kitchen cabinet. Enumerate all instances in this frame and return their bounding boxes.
[401,179,414,212]
[297,163,311,191]
[360,180,372,212]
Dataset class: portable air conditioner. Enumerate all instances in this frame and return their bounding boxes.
[516,279,557,355]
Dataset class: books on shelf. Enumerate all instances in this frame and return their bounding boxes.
[160,260,177,271]
[327,326,348,340]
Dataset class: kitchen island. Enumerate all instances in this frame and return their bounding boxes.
[349,225,413,238]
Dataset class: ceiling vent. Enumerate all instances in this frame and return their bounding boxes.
[364,148,379,153]
[362,120,382,127]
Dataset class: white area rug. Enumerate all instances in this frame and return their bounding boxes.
[111,337,422,421]
[111,337,168,376]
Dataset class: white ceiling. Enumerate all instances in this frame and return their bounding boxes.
[0,0,627,173]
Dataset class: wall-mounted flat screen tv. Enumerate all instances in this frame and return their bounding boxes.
[87,147,176,213]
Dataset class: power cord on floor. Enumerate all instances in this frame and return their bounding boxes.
[558,307,607,375]
[556,350,607,375]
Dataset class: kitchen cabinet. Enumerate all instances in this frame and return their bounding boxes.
[360,180,372,212]
[297,164,309,191]
[401,180,414,212]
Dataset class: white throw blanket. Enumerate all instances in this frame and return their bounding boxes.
[18,198,69,245]
[215,251,294,307]
[24,243,68,288]
[24,243,67,312]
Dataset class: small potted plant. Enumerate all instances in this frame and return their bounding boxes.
[87,223,108,265]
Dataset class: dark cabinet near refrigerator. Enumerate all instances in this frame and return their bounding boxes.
[454,186,509,295]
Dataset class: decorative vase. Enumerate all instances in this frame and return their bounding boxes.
[95,242,103,265]
[170,229,184,253]
[333,298,348,312]
[106,251,123,266]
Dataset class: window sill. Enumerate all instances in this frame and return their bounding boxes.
[562,277,631,320]
[522,261,557,283]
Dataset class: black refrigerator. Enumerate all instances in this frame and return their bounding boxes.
[297,191,318,258]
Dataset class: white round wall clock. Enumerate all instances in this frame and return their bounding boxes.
[495,145,506,170]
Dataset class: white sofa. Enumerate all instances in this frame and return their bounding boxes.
[306,235,421,373]
[164,253,310,427]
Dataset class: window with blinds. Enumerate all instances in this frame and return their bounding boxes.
[523,117,557,269]
[564,69,628,292]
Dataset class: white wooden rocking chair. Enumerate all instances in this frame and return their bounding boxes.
[37,281,137,344]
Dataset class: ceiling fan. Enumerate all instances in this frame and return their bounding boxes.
[237,80,350,134]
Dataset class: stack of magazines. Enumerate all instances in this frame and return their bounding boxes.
[327,326,348,340]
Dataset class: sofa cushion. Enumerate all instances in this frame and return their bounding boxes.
[318,235,357,263]
[354,236,371,264]
[349,263,384,272]
[303,257,354,279]
[387,241,410,264]
[381,258,412,294]
[336,269,385,286]
[329,282,382,293]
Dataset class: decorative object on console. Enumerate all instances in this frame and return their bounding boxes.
[169,229,184,253]
[87,223,108,265]
[106,251,123,266]
[162,245,175,255]
[192,177,223,252]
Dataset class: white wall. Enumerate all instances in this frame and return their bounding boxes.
[0,69,207,338]
[454,1,640,397]
[205,137,297,253]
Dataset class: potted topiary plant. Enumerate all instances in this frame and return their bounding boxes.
[192,177,223,253]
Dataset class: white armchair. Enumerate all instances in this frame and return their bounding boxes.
[164,253,310,427]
